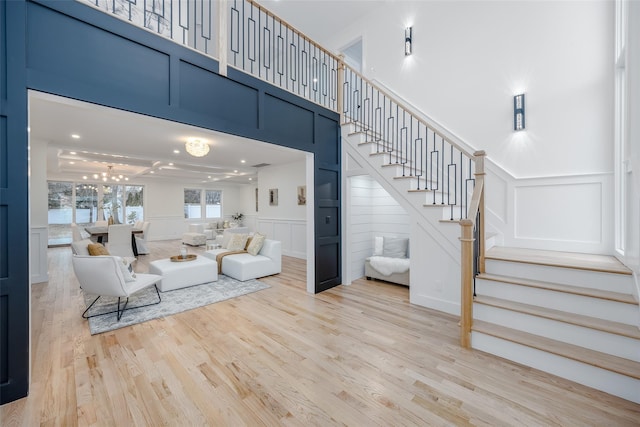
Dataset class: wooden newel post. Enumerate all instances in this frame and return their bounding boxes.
[459,219,474,349]
[473,150,486,275]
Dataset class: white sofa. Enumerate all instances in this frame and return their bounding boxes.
[202,239,281,281]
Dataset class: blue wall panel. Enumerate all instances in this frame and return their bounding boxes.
[263,93,314,146]
[3,0,341,403]
[26,2,170,106]
[179,60,259,129]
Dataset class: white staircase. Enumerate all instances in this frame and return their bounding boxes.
[473,247,640,404]
[343,125,640,404]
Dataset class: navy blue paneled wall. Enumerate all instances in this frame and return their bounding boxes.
[1,0,31,405]
[1,0,341,403]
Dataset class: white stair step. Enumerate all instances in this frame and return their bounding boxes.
[474,296,640,361]
[476,274,638,325]
[484,258,633,293]
[472,321,640,404]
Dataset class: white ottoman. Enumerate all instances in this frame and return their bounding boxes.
[149,256,218,292]
[182,232,207,246]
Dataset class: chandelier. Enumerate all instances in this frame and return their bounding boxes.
[185,139,210,157]
[93,165,128,182]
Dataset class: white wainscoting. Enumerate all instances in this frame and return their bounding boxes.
[31,226,48,284]
[145,216,187,241]
[485,163,613,254]
[257,218,306,259]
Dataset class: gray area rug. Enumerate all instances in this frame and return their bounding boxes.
[84,275,269,335]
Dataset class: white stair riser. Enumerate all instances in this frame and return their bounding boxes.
[485,259,633,293]
[476,279,637,325]
[472,332,640,404]
[474,304,640,362]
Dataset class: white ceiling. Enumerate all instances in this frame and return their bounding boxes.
[30,91,306,185]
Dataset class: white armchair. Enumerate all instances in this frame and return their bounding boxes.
[72,255,162,321]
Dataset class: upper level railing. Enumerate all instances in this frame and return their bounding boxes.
[227,0,339,111]
[81,0,485,347]
[84,0,218,57]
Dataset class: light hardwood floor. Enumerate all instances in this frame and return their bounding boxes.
[2,241,639,426]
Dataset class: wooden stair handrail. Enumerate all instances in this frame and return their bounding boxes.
[459,150,486,348]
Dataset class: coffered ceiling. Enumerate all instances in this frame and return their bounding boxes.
[30,91,306,185]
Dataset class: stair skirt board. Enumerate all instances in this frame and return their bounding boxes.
[476,279,638,325]
[484,259,633,293]
[473,304,640,362]
[472,332,640,404]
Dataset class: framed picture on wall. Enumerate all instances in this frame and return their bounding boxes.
[269,188,278,206]
[297,185,306,205]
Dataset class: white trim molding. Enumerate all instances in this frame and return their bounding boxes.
[30,226,48,284]
[257,218,307,259]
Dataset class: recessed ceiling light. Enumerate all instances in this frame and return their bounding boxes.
[249,178,252,181]
[169,163,174,166]
[173,149,180,154]
[233,170,238,173]
[71,134,80,139]
[241,160,246,163]
[69,161,75,165]
[150,171,155,174]
[82,176,87,180]
[208,176,212,179]
[93,174,99,179]
[70,151,77,155]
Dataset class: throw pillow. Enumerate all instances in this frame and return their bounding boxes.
[88,243,110,256]
[382,237,408,258]
[247,233,266,256]
[221,231,233,248]
[226,233,249,251]
[116,257,137,282]
[373,236,384,256]
[71,239,94,256]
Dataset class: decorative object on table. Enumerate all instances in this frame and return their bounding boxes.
[83,275,270,334]
[170,254,197,262]
[297,185,306,205]
[269,188,278,206]
[180,245,188,258]
[231,212,244,227]
[223,220,230,229]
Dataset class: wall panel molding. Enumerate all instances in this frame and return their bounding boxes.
[257,218,307,259]
[30,227,48,284]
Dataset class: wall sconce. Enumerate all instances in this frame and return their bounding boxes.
[514,93,525,131]
[405,27,412,56]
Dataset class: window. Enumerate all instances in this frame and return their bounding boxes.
[126,185,144,223]
[184,189,222,219]
[184,189,202,219]
[205,190,222,218]
[47,181,145,245]
[75,184,98,226]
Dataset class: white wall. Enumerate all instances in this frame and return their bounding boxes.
[324,0,614,179]
[349,175,409,281]
[256,160,309,258]
[624,1,640,299]
[142,178,255,240]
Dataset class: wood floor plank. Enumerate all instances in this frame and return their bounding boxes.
[1,240,639,426]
